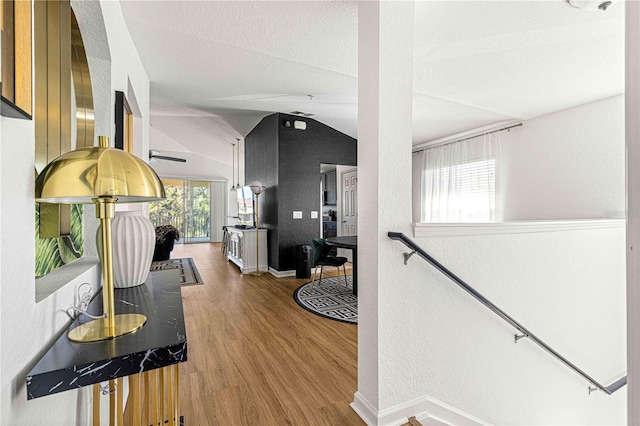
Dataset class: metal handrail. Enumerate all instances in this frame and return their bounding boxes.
[388,231,627,395]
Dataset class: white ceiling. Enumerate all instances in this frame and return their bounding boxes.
[120,0,624,165]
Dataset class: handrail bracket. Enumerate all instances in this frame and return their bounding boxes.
[514,333,529,343]
[403,250,416,265]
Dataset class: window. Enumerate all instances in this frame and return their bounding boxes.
[149,180,211,243]
[414,133,501,223]
[426,158,496,222]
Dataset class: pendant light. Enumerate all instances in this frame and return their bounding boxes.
[235,138,241,190]
[230,142,237,191]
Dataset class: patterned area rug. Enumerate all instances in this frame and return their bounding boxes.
[149,257,203,286]
[294,276,357,324]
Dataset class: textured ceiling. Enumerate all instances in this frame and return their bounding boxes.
[120,0,624,165]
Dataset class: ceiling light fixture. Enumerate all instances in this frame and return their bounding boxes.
[564,0,618,11]
[235,138,241,189]
[230,142,237,192]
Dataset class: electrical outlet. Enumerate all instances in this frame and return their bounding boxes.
[76,283,92,312]
[79,292,91,311]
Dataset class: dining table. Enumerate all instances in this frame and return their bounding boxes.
[325,235,358,296]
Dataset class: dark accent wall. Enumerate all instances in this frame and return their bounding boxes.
[244,114,279,266]
[245,113,357,272]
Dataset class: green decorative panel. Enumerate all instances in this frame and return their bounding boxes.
[35,203,84,277]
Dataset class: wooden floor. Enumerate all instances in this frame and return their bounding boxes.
[172,242,364,425]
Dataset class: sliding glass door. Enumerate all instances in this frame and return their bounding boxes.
[150,180,211,243]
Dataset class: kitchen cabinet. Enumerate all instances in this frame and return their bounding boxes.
[226,227,268,274]
[323,170,337,205]
[323,220,337,238]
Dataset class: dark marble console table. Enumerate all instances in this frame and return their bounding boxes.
[27,277,187,424]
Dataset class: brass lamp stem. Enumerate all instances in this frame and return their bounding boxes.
[95,197,117,336]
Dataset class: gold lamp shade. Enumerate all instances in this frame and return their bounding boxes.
[35,136,165,203]
[35,136,165,343]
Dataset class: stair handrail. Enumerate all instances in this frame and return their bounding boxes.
[388,231,627,395]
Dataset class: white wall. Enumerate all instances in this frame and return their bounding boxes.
[0,1,151,424]
[101,0,151,217]
[501,95,625,220]
[149,150,231,182]
[355,1,415,422]
[1,115,102,426]
[101,1,148,160]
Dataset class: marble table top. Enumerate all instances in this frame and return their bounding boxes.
[26,276,187,400]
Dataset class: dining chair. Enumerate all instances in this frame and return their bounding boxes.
[310,238,348,293]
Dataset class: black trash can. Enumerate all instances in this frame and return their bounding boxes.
[295,244,313,278]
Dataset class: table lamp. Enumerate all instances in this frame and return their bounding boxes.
[249,181,265,276]
[35,136,165,343]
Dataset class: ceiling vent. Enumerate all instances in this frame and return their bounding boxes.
[564,0,618,11]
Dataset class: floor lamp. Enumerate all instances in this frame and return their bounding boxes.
[249,181,265,276]
[35,136,165,343]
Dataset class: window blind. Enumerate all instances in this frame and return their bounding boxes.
[429,158,496,222]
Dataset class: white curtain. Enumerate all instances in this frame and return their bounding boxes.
[210,181,227,241]
[414,133,502,223]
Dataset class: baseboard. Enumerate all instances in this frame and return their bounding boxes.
[351,392,378,425]
[351,392,489,426]
[268,268,297,278]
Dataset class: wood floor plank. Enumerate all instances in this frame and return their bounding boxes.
[171,242,364,425]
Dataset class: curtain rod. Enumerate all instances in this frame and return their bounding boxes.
[412,122,523,154]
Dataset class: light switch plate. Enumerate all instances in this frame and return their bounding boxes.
[293,211,303,219]
[311,211,318,219]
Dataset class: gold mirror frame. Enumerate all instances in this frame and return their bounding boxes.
[71,9,94,149]
[35,1,94,260]
[1,0,32,119]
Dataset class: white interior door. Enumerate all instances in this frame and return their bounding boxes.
[339,168,357,260]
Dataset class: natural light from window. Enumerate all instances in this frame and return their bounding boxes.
[425,158,496,222]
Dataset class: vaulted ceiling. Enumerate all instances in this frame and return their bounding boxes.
[120,0,624,165]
